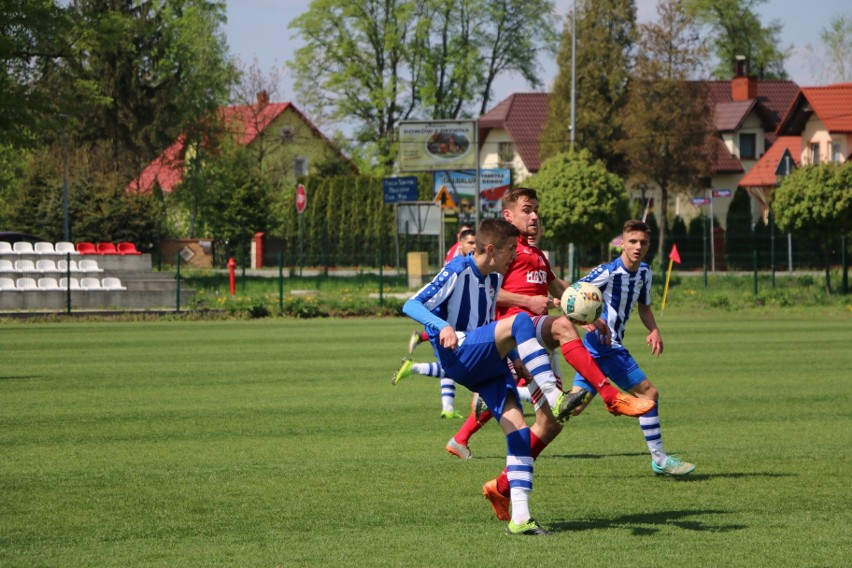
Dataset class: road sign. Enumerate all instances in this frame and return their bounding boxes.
[691,197,710,206]
[712,189,732,198]
[383,176,418,203]
[296,184,307,214]
[434,185,457,209]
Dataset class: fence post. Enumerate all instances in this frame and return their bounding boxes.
[65,252,71,314]
[378,250,384,306]
[770,212,776,288]
[278,251,284,313]
[841,235,848,295]
[175,252,181,313]
[752,248,758,295]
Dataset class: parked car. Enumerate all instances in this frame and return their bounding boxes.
[0,232,49,244]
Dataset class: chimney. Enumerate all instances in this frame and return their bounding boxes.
[731,56,757,101]
[256,90,269,107]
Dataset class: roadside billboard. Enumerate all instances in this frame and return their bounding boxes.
[398,120,477,172]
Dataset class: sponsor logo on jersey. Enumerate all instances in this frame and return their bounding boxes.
[526,270,548,284]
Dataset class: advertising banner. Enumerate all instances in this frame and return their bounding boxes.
[433,169,511,223]
[398,120,477,171]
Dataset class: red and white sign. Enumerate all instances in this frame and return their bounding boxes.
[295,184,307,214]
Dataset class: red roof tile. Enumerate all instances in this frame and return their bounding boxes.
[738,136,801,188]
[480,93,550,172]
[800,83,852,133]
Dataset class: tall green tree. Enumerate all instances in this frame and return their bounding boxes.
[773,162,852,294]
[620,0,715,261]
[288,0,557,173]
[684,0,789,79]
[54,0,236,178]
[0,0,71,147]
[528,149,630,265]
[541,0,636,175]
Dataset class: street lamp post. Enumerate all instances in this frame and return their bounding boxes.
[60,116,69,242]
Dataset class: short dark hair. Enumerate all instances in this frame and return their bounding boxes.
[458,228,476,240]
[623,220,650,235]
[476,218,519,252]
[501,187,538,211]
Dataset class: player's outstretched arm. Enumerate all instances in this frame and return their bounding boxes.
[638,303,663,357]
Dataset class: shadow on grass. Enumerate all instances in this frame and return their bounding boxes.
[0,375,43,380]
[550,509,746,535]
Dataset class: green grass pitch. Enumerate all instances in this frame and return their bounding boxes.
[1,310,850,567]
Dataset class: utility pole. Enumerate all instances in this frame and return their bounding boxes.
[570,0,577,150]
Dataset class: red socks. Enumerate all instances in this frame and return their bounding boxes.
[561,339,619,406]
[454,410,492,445]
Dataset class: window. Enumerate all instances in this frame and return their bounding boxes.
[294,157,308,177]
[831,142,842,162]
[498,142,514,167]
[739,133,756,159]
[809,142,820,164]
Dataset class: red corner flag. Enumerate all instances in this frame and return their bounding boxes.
[669,243,682,264]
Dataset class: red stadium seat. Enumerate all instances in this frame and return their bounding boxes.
[96,242,118,255]
[117,242,142,255]
[76,242,97,255]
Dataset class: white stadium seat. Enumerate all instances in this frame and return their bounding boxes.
[59,277,82,290]
[34,242,56,254]
[0,259,14,272]
[80,277,102,290]
[55,242,79,255]
[78,259,103,273]
[101,277,127,291]
[13,242,34,254]
[0,277,16,290]
[0,242,13,254]
[36,259,59,272]
[14,259,36,272]
[57,259,82,273]
[15,277,38,290]
[38,277,61,290]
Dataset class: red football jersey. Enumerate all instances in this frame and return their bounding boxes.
[496,235,555,319]
[444,242,461,264]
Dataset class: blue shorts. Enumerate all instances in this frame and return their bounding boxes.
[435,321,519,421]
[572,347,647,393]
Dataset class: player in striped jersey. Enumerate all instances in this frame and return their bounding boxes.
[567,220,695,476]
[400,218,567,536]
[402,227,477,418]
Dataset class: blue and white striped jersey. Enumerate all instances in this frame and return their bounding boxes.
[579,257,652,351]
[403,255,502,340]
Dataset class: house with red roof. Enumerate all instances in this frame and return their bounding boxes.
[127,92,356,194]
[475,68,800,230]
[478,92,550,181]
[738,82,852,223]
[776,82,852,165]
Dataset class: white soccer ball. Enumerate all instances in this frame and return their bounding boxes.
[560,282,604,324]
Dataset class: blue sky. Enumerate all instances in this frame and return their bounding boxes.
[224,0,850,106]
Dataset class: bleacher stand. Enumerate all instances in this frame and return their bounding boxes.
[1,240,187,310]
